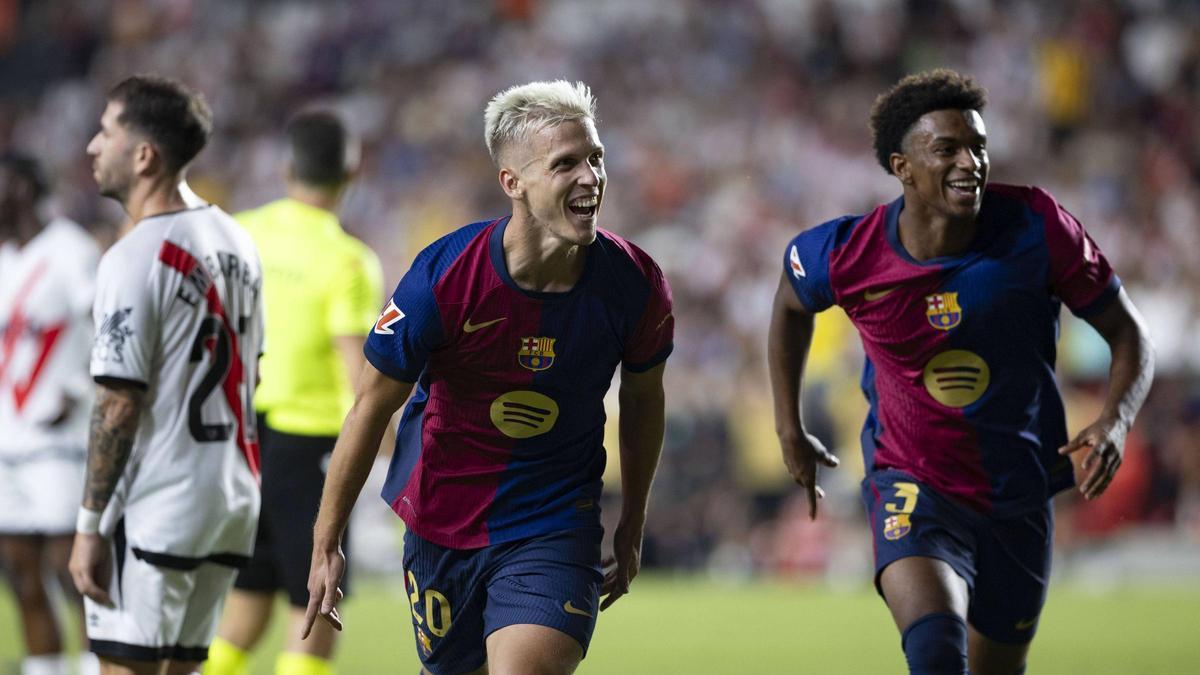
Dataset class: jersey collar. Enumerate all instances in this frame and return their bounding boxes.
[488,215,595,301]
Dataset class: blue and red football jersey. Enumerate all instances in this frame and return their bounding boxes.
[785,184,1119,516]
[366,217,673,549]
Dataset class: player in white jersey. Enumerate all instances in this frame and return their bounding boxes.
[69,75,264,675]
[0,153,101,675]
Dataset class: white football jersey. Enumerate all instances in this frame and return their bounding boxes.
[90,205,264,559]
[0,219,98,459]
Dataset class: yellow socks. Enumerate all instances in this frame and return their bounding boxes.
[205,639,332,675]
[275,652,333,675]
[205,637,248,675]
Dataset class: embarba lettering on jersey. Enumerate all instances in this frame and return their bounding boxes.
[90,205,265,564]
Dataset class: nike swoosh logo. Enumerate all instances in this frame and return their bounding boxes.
[563,601,594,618]
[463,317,506,333]
[1015,618,1037,630]
[863,286,899,301]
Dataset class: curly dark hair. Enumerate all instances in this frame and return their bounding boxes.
[869,69,987,174]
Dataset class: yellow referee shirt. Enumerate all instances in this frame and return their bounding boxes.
[238,198,384,436]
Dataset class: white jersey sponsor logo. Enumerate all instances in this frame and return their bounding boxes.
[93,307,135,364]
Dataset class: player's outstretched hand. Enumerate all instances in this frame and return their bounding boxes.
[600,516,644,611]
[302,543,346,639]
[68,532,113,607]
[779,430,839,519]
[1059,417,1128,500]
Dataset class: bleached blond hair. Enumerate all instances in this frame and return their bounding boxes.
[484,80,596,166]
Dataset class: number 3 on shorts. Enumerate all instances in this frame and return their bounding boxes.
[406,569,453,637]
[884,482,920,515]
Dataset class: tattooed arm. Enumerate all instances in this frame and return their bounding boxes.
[70,379,145,605]
[81,381,145,510]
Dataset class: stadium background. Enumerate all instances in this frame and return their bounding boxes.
[1,0,1198,672]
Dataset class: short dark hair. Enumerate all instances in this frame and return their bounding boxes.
[0,152,48,202]
[107,75,212,174]
[869,69,987,174]
[286,110,353,187]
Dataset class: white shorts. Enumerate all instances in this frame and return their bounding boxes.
[85,531,239,663]
[0,450,85,535]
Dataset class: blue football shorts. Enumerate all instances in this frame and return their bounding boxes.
[862,469,1053,644]
[400,526,604,674]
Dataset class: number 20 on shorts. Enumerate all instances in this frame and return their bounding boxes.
[406,570,453,637]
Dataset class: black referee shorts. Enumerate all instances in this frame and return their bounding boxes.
[234,415,350,607]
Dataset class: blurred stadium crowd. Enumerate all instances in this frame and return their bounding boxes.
[2,0,1198,579]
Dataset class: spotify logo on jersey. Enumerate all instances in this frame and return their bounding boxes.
[490,391,560,438]
[922,350,990,408]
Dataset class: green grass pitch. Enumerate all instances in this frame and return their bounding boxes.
[2,576,1197,673]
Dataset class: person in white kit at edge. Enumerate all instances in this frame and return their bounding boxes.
[0,153,102,675]
[68,74,265,675]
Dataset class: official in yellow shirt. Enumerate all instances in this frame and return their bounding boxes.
[208,111,383,675]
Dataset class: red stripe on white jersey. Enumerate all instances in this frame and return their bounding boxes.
[158,240,260,477]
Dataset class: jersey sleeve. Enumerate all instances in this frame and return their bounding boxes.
[363,252,444,383]
[783,220,839,313]
[1034,187,1120,317]
[622,258,674,373]
[328,241,385,337]
[90,243,159,387]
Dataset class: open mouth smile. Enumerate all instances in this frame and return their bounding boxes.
[568,194,599,218]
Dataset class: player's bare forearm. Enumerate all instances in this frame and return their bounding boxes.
[312,364,412,548]
[617,361,666,521]
[601,362,664,611]
[767,271,814,440]
[767,272,837,513]
[1085,289,1155,430]
[82,382,145,511]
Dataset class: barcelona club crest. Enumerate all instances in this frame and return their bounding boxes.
[925,292,963,331]
[883,514,912,541]
[518,337,557,372]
